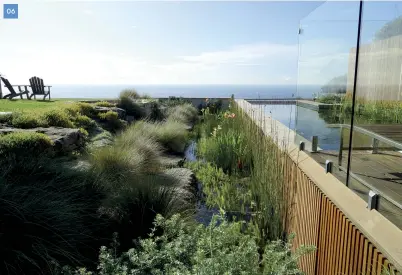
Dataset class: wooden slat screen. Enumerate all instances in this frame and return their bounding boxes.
[285,155,400,274]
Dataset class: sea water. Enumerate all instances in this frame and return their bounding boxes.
[51,84,321,99]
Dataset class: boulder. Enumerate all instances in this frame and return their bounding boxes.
[0,126,85,152]
[93,106,126,119]
[88,126,114,149]
[126,115,136,123]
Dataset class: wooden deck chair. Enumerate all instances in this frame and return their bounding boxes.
[29,76,51,100]
[0,77,30,99]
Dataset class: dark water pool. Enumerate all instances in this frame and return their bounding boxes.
[259,104,341,151]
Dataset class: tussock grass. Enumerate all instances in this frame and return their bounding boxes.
[0,156,105,274]
[117,93,146,119]
[167,103,198,125]
[89,125,194,252]
[126,120,189,154]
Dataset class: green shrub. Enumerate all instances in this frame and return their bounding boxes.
[41,109,74,128]
[95,101,115,107]
[77,102,96,117]
[0,113,12,124]
[167,103,198,125]
[79,127,89,138]
[98,110,118,121]
[98,111,125,132]
[11,112,45,128]
[185,161,251,211]
[0,132,53,158]
[64,214,314,275]
[74,115,97,130]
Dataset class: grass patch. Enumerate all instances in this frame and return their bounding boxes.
[127,120,189,154]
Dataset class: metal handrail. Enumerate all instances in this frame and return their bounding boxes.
[328,123,402,150]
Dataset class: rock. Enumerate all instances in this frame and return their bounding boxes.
[164,168,196,188]
[126,115,136,123]
[88,126,114,149]
[0,126,84,152]
[93,106,126,119]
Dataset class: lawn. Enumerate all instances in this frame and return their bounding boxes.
[0,98,108,112]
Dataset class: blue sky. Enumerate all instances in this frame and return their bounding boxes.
[1,1,401,86]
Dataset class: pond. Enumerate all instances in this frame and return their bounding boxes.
[256,104,341,151]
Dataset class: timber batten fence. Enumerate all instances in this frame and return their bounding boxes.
[236,99,402,275]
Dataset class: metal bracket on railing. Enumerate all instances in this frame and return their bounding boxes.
[311,136,318,152]
[325,160,333,174]
[368,190,378,210]
[299,141,305,151]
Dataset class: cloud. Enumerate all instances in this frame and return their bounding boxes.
[178,43,297,66]
[83,9,94,15]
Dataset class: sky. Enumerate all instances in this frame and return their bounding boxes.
[1,0,401,86]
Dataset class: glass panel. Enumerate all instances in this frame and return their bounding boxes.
[352,1,402,229]
[295,1,360,184]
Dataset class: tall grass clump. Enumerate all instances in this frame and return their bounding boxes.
[233,103,289,244]
[0,155,106,274]
[120,89,141,100]
[197,108,252,175]
[333,95,402,124]
[195,100,290,245]
[117,91,146,119]
[167,103,198,125]
[89,127,194,251]
[126,120,189,154]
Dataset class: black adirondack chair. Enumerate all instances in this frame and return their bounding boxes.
[29,76,51,100]
[0,77,30,99]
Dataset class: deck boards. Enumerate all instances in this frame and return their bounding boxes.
[310,150,402,229]
[359,124,402,144]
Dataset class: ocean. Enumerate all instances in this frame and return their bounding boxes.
[50,84,322,99]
